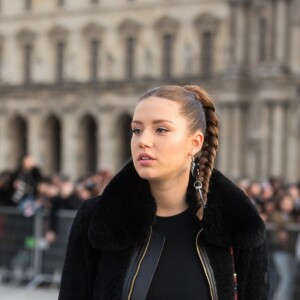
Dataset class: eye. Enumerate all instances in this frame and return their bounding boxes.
[156,127,169,134]
[132,128,142,135]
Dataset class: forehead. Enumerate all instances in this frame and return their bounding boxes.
[133,97,182,119]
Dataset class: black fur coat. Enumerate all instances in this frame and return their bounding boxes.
[59,161,269,300]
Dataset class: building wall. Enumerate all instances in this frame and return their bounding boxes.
[0,0,299,182]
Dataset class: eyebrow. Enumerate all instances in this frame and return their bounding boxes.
[131,119,175,125]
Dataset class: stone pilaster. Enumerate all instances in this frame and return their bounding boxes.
[218,104,230,174]
[98,111,120,173]
[0,114,10,170]
[27,114,44,168]
[271,103,285,176]
[260,103,272,179]
[61,115,80,180]
[231,104,243,179]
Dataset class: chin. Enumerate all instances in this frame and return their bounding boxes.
[135,168,159,181]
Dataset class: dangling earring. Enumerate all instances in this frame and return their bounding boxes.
[191,156,200,178]
[194,180,205,209]
[191,156,205,208]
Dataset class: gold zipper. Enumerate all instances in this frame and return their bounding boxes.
[196,229,218,300]
[127,226,152,300]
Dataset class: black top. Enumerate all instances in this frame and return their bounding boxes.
[146,207,211,300]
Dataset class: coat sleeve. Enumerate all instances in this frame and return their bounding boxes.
[236,241,270,300]
[59,201,97,300]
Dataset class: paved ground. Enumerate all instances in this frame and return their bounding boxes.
[0,285,59,300]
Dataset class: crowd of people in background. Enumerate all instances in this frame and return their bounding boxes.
[0,155,300,299]
[237,176,300,300]
[0,154,112,243]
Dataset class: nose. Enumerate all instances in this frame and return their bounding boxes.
[138,131,153,148]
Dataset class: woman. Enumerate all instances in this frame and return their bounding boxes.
[59,85,269,300]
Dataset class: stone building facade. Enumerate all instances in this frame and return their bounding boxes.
[0,0,299,181]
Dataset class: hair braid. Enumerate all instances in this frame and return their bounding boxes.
[184,85,219,220]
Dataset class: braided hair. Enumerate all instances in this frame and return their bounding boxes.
[139,85,219,220]
[183,85,219,219]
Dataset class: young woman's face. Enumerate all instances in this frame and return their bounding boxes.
[131,97,203,182]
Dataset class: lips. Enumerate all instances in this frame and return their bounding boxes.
[137,153,155,161]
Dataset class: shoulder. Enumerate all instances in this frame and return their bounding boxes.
[73,196,101,231]
[203,168,266,249]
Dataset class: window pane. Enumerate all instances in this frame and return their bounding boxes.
[201,31,213,79]
[90,39,99,81]
[162,34,173,79]
[56,42,65,82]
[24,44,32,84]
[125,37,135,80]
[259,18,267,62]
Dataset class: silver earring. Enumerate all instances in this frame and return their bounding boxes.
[194,180,205,208]
[191,156,200,178]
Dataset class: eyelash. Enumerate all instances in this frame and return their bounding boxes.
[131,127,169,135]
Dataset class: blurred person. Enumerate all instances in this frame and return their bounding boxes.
[59,85,269,300]
[246,181,263,205]
[75,183,92,201]
[236,177,250,195]
[268,176,284,198]
[0,171,15,206]
[286,183,300,215]
[11,154,43,217]
[88,170,112,197]
[45,178,81,244]
[270,192,298,300]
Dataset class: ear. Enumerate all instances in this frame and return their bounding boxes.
[190,130,204,156]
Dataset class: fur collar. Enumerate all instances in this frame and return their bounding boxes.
[88,161,265,251]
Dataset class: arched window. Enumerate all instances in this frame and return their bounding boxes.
[155,17,179,80]
[90,39,100,82]
[259,17,268,62]
[58,0,64,7]
[125,36,135,80]
[78,115,98,176]
[16,29,36,85]
[8,116,28,169]
[201,31,214,79]
[162,33,174,80]
[56,41,65,83]
[44,116,61,175]
[49,26,68,83]
[194,13,219,79]
[23,43,33,84]
[82,23,104,83]
[118,19,140,80]
[0,35,3,82]
[25,0,32,10]
[119,114,132,163]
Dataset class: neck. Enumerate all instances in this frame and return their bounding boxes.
[149,172,190,217]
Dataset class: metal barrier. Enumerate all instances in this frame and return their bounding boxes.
[0,206,300,299]
[0,206,75,288]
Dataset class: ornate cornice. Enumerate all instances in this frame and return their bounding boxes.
[82,22,105,40]
[118,19,140,37]
[48,25,69,42]
[16,28,36,45]
[194,13,220,34]
[154,16,179,36]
